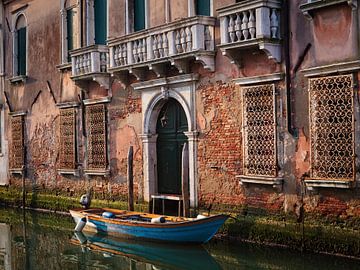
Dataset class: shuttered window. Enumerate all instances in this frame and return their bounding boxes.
[134,0,145,31]
[17,27,26,76]
[67,9,74,61]
[94,0,107,45]
[196,0,210,16]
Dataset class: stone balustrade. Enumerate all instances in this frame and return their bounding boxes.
[218,0,282,63]
[108,16,216,76]
[70,45,109,77]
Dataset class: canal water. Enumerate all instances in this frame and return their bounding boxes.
[0,206,359,270]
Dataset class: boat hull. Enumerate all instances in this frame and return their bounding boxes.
[70,209,228,244]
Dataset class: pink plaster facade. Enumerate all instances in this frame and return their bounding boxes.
[0,0,359,220]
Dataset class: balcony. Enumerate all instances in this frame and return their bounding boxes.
[300,0,357,19]
[108,16,216,81]
[217,0,282,65]
[70,45,110,89]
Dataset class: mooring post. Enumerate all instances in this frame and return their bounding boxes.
[127,146,134,211]
[182,143,190,217]
[22,165,26,209]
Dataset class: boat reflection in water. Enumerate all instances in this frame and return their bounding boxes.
[71,231,221,270]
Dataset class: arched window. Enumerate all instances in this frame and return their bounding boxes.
[14,14,27,76]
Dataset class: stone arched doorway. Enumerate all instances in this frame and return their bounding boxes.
[156,98,188,195]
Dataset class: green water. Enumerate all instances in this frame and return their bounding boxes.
[0,206,359,270]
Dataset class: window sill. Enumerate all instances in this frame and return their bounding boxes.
[236,175,283,191]
[299,0,357,19]
[304,179,355,190]
[56,62,72,71]
[57,169,79,176]
[10,168,25,175]
[84,169,110,177]
[9,75,27,84]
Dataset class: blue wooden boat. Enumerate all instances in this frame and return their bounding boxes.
[69,208,228,244]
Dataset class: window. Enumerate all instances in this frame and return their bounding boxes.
[196,0,210,16]
[94,0,107,44]
[309,74,354,181]
[242,84,277,177]
[66,8,76,61]
[10,115,25,172]
[14,15,27,76]
[134,0,145,31]
[85,104,107,171]
[59,108,77,170]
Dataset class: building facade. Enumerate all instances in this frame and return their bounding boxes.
[0,0,359,218]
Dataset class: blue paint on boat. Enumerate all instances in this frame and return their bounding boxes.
[88,215,228,243]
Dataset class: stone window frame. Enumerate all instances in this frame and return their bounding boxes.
[10,12,28,83]
[9,111,26,175]
[234,74,284,190]
[305,73,356,190]
[60,0,81,66]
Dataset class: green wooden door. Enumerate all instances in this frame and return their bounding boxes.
[17,27,26,76]
[196,0,210,16]
[156,99,188,195]
[134,0,145,31]
[94,0,107,45]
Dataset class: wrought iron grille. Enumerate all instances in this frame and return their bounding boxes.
[59,108,76,170]
[10,115,24,170]
[309,74,354,180]
[86,104,107,170]
[242,84,277,177]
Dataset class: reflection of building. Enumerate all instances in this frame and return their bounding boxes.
[0,0,359,221]
[0,223,12,270]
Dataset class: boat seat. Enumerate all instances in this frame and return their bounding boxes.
[151,194,183,217]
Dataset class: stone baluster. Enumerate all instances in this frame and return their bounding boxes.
[242,11,249,40]
[133,41,138,63]
[175,30,182,53]
[181,28,187,52]
[153,35,159,58]
[100,52,107,72]
[270,9,279,39]
[138,39,144,62]
[186,27,192,52]
[142,38,147,61]
[122,44,127,65]
[248,9,256,39]
[114,46,119,66]
[79,55,84,74]
[83,53,89,73]
[158,34,164,57]
[228,15,235,42]
[163,33,169,56]
[235,13,241,41]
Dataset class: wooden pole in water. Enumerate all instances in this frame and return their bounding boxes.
[22,165,25,209]
[182,143,190,217]
[127,146,134,211]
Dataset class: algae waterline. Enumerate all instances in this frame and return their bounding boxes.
[0,206,359,269]
[0,186,360,258]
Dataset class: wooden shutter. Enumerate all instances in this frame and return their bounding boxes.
[134,0,145,32]
[196,0,210,16]
[17,27,26,76]
[94,0,107,45]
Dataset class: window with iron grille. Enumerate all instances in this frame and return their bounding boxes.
[309,74,354,181]
[59,108,77,170]
[85,104,107,170]
[242,83,277,177]
[10,115,24,170]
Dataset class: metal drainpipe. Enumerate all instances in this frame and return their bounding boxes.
[283,0,293,135]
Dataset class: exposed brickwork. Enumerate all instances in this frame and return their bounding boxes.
[197,82,245,207]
